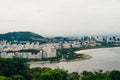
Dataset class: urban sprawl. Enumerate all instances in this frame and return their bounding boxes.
[0,36,120,59]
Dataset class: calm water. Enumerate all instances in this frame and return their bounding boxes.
[30,47,120,72]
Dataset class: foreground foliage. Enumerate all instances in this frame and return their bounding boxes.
[0,58,120,80]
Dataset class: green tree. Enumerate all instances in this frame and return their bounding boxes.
[0,76,12,80]
[109,70,120,80]
[12,75,24,80]
[67,72,80,80]
[0,57,29,77]
[41,71,54,80]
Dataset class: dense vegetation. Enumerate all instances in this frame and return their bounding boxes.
[57,48,87,61]
[0,32,48,43]
[6,49,40,54]
[0,57,120,80]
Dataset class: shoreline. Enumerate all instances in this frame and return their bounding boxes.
[29,47,120,64]
[75,46,120,54]
[28,54,92,64]
[29,51,93,64]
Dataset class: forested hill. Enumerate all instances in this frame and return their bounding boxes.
[0,31,47,42]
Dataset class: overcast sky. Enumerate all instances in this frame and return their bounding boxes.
[0,0,120,36]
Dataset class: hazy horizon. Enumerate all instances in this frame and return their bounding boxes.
[0,0,120,36]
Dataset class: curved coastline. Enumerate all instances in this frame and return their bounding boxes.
[28,54,92,64]
[29,47,120,72]
[29,47,120,65]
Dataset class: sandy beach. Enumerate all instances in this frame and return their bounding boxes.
[75,49,92,54]
[74,47,119,54]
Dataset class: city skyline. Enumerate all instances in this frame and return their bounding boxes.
[0,0,120,36]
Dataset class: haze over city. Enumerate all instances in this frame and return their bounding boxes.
[0,0,120,36]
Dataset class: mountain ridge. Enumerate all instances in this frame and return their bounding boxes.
[0,31,46,42]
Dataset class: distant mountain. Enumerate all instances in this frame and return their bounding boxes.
[0,31,47,43]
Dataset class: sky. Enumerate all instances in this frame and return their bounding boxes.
[0,0,120,36]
